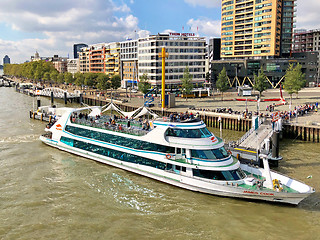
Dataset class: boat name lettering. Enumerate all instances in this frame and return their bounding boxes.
[243,190,274,196]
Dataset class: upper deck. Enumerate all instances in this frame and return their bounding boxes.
[70,114,152,137]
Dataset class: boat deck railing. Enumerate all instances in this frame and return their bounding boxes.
[71,115,151,137]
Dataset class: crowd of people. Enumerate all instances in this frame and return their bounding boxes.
[189,102,319,122]
[189,107,253,119]
[272,103,318,122]
[70,112,152,134]
[167,111,197,122]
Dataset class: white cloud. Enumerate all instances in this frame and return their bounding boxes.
[184,0,220,8]
[187,18,221,38]
[137,30,151,38]
[113,3,131,13]
[161,29,176,34]
[0,0,141,63]
[296,0,320,30]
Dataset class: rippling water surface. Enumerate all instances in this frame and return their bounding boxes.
[0,87,320,240]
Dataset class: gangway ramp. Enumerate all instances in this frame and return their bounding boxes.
[228,118,282,167]
[238,121,273,150]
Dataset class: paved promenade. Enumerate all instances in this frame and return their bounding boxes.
[10,76,320,127]
[118,88,320,127]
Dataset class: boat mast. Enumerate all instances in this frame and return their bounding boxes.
[260,153,273,189]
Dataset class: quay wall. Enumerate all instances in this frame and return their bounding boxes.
[282,124,320,142]
[82,97,320,142]
[33,96,320,143]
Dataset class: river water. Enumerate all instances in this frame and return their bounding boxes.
[0,87,320,240]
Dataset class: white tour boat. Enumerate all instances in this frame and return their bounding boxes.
[40,105,315,205]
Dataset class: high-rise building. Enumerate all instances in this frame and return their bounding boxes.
[73,43,88,59]
[120,40,138,88]
[220,0,296,59]
[3,55,10,65]
[138,33,206,87]
[280,0,297,57]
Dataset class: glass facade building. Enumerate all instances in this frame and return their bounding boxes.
[221,0,296,59]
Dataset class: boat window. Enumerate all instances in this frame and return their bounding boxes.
[193,168,246,181]
[61,136,74,147]
[191,147,229,160]
[65,125,175,154]
[166,163,173,171]
[60,136,167,170]
[219,147,229,157]
[165,127,213,138]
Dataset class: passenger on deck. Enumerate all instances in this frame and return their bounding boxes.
[169,113,174,122]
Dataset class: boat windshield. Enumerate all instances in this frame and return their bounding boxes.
[191,147,229,160]
[193,168,246,181]
[166,127,212,138]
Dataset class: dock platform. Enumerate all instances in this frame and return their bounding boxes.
[228,118,281,167]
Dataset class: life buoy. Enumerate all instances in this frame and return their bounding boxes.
[166,153,172,159]
[163,117,167,122]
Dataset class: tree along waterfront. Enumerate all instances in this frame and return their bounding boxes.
[3,61,121,93]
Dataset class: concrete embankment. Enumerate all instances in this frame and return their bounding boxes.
[81,96,320,142]
[8,76,320,142]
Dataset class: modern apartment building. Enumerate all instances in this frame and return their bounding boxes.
[120,40,138,88]
[138,33,206,88]
[293,29,320,82]
[80,42,121,76]
[280,0,297,57]
[220,0,296,59]
[105,42,120,76]
[79,47,90,73]
[293,29,320,53]
[89,43,106,73]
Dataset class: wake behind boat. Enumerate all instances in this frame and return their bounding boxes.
[40,103,315,205]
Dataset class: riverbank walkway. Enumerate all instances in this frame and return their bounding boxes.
[9,76,320,129]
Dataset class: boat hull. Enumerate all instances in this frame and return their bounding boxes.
[40,136,313,205]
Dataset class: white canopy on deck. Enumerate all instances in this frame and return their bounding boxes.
[100,102,158,119]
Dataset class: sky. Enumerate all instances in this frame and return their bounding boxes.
[0,0,319,64]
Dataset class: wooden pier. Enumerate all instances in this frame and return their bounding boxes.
[282,124,320,142]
